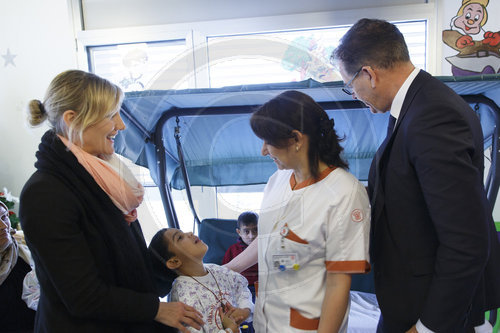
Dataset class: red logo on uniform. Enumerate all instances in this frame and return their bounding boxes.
[351,209,363,222]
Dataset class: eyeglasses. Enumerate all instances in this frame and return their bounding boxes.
[342,67,362,95]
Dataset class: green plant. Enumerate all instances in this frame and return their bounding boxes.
[0,187,20,229]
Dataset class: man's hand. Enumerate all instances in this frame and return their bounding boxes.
[154,301,204,333]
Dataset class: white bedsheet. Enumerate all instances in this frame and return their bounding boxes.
[348,291,380,332]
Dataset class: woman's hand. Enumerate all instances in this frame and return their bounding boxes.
[219,307,238,333]
[155,301,204,333]
[223,302,250,325]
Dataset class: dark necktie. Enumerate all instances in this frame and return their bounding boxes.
[371,115,397,207]
[370,114,397,258]
[386,115,396,137]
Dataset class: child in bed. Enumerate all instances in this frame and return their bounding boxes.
[149,228,254,333]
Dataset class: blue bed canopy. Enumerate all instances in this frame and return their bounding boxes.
[114,74,500,228]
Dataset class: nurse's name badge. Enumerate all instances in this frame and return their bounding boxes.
[280,225,289,237]
[272,253,299,272]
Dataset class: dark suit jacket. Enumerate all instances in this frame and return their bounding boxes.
[368,70,500,332]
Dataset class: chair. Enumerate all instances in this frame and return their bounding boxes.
[198,218,238,265]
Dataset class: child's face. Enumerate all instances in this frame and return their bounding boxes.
[164,229,208,262]
[237,223,258,245]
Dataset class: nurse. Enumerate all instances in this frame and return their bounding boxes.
[226,90,371,332]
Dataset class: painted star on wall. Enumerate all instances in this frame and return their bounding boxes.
[2,48,17,67]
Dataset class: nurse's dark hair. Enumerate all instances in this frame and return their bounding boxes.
[148,228,178,297]
[331,18,410,75]
[250,90,348,179]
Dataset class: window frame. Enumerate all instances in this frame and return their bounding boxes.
[76,2,438,87]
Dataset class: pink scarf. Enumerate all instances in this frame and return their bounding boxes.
[58,135,144,224]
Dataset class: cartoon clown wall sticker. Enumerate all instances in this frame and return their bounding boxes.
[442,0,500,76]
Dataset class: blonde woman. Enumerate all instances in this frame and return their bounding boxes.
[19,70,203,333]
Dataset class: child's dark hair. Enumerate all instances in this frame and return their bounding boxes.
[237,211,259,229]
[148,228,179,297]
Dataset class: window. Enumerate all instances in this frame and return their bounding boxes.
[216,185,265,219]
[88,40,189,92]
[207,20,427,87]
[88,21,427,91]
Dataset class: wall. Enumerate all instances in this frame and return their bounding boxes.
[0,0,77,204]
[439,0,500,75]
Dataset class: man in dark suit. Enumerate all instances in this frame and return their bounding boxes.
[331,18,500,333]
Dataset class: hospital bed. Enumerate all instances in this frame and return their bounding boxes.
[114,74,500,332]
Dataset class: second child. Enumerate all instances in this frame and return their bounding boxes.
[222,212,258,292]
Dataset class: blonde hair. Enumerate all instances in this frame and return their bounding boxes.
[28,70,124,143]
